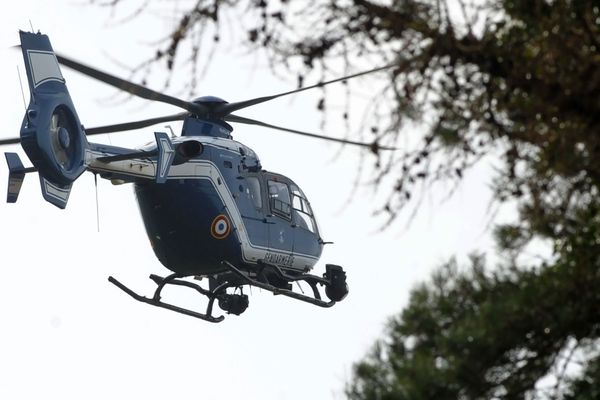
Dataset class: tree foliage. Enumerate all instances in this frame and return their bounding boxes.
[348,239,600,399]
[95,0,600,397]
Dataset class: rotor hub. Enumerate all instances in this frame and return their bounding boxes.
[58,126,71,149]
[192,96,228,106]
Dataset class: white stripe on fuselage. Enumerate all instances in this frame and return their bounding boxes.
[86,143,318,271]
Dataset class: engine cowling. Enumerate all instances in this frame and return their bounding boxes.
[173,140,203,165]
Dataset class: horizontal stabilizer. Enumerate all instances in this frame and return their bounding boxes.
[5,152,34,203]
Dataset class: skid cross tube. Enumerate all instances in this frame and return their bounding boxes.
[221,261,336,308]
[108,275,227,323]
[255,260,330,301]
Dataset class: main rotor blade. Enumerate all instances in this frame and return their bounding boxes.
[85,112,189,135]
[0,137,20,146]
[55,53,208,116]
[215,63,397,117]
[224,114,396,151]
[0,113,189,145]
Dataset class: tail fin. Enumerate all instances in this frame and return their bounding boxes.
[155,132,176,183]
[38,175,72,208]
[19,31,87,208]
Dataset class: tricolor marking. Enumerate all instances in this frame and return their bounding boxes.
[210,214,231,239]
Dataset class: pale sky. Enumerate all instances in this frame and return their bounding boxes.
[0,2,499,399]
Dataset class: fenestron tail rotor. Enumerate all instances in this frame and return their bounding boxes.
[49,109,78,168]
[7,31,89,209]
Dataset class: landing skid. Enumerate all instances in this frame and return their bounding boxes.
[108,260,348,322]
[108,274,230,323]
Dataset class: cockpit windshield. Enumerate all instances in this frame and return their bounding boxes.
[263,174,319,235]
[289,184,318,234]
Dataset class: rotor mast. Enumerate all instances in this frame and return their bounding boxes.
[181,96,233,139]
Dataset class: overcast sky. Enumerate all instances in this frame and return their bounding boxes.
[0,2,500,399]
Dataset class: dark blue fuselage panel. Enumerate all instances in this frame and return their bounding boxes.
[135,179,242,275]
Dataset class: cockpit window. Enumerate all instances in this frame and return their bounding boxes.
[268,180,291,218]
[290,184,318,234]
[245,176,262,209]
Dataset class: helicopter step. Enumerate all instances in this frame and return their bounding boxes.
[108,260,348,322]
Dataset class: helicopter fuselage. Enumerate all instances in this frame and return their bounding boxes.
[87,122,323,276]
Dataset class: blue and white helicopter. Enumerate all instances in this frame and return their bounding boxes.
[1,31,394,322]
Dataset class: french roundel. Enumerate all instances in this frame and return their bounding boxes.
[210,214,231,239]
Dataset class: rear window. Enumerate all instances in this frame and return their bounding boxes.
[246,176,262,209]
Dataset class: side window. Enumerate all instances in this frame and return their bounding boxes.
[268,180,291,218]
[245,176,262,209]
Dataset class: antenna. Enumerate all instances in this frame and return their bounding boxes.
[17,66,27,112]
[94,173,101,233]
[29,20,34,32]
[165,125,176,138]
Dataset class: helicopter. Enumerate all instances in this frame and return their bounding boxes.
[1,31,395,322]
